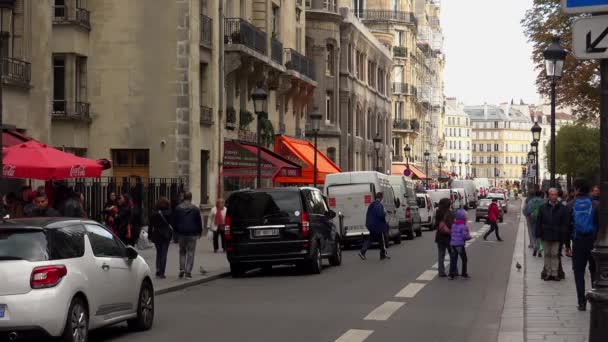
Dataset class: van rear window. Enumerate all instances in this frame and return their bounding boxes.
[227,191,302,223]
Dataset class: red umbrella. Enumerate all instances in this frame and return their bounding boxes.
[2,141,105,180]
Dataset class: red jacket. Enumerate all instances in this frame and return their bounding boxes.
[488,202,500,222]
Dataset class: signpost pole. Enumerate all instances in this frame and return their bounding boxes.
[588,58,608,342]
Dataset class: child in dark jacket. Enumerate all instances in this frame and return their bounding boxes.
[449,209,471,279]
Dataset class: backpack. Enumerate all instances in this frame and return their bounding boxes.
[527,198,543,221]
[573,198,596,239]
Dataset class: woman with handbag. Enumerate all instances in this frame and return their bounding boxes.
[115,194,133,245]
[435,198,454,278]
[149,197,173,279]
[207,198,227,253]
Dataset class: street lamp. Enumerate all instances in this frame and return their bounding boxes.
[373,134,382,173]
[465,160,470,179]
[544,36,566,188]
[0,0,15,178]
[424,150,430,188]
[404,144,412,168]
[458,160,463,179]
[450,157,456,176]
[310,108,322,188]
[494,157,499,188]
[251,85,268,189]
[528,151,536,191]
[438,154,444,188]
[531,141,539,188]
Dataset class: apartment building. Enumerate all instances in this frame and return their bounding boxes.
[465,104,532,186]
[1,0,316,206]
[305,1,393,172]
[443,99,471,178]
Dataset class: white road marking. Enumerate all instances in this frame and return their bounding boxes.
[395,282,426,298]
[416,270,437,281]
[335,329,374,342]
[364,301,405,321]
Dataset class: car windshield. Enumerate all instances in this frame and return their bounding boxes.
[478,200,491,207]
[0,227,85,262]
[227,191,302,224]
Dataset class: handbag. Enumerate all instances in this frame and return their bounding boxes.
[158,210,174,239]
[438,221,450,235]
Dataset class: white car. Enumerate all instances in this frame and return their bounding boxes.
[416,193,436,229]
[0,218,154,342]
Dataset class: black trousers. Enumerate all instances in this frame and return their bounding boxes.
[484,220,501,240]
[572,239,596,305]
[360,231,387,258]
[213,228,225,252]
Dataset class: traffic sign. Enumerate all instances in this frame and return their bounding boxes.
[573,16,608,59]
[403,168,411,177]
[563,0,608,14]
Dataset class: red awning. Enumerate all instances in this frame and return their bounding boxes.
[222,140,301,179]
[273,135,341,185]
[2,141,104,180]
[391,163,428,179]
[2,130,32,147]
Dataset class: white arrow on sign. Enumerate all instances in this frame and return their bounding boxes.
[573,16,608,59]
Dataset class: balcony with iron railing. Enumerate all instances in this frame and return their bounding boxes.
[359,10,417,25]
[393,46,408,58]
[284,48,315,80]
[53,5,91,30]
[200,106,213,126]
[200,15,212,48]
[224,18,267,55]
[271,37,283,64]
[392,82,408,95]
[1,57,31,87]
[52,100,91,121]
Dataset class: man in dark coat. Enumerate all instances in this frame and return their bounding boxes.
[172,192,203,279]
[536,188,571,281]
[28,192,60,217]
[359,192,389,260]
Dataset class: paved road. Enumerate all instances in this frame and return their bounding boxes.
[83,202,520,342]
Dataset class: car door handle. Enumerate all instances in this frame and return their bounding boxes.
[101,263,110,271]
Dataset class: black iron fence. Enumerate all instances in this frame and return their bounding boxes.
[2,58,31,86]
[224,18,267,55]
[64,177,185,225]
[360,10,417,25]
[52,101,90,119]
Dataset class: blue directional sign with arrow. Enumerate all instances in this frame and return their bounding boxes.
[563,0,608,14]
[573,16,608,59]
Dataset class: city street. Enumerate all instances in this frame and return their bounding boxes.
[85,202,520,342]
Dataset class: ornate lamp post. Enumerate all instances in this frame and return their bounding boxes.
[310,108,322,188]
[543,37,566,188]
[531,140,539,189]
[465,160,470,179]
[438,154,444,188]
[494,156,499,188]
[450,157,456,176]
[424,150,430,188]
[458,160,463,179]
[373,134,382,173]
[404,144,412,168]
[251,85,268,189]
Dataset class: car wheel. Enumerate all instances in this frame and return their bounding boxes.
[393,231,402,245]
[128,280,154,331]
[329,240,342,266]
[230,262,245,278]
[415,228,422,237]
[62,296,88,342]
[308,241,322,274]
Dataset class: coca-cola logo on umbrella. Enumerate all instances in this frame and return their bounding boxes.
[69,165,86,177]
[3,164,16,177]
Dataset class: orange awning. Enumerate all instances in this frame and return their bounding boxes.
[273,135,341,185]
[391,163,428,180]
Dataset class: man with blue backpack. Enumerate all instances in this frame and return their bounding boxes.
[566,180,599,311]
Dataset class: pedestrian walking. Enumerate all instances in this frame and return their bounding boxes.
[60,190,85,218]
[148,197,174,279]
[536,188,571,281]
[103,192,119,233]
[566,180,598,311]
[207,198,227,253]
[115,194,133,245]
[173,192,203,279]
[483,198,502,241]
[27,192,60,217]
[525,190,545,257]
[434,198,454,277]
[359,192,389,260]
[449,209,471,280]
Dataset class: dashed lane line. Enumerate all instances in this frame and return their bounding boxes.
[416,270,438,281]
[395,282,426,298]
[364,301,406,321]
[335,329,374,342]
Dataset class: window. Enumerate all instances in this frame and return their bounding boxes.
[85,224,125,258]
[458,141,462,149]
[472,144,476,152]
[76,56,87,102]
[327,147,337,162]
[494,144,499,152]
[326,44,335,76]
[458,128,462,137]
[325,92,333,123]
[486,144,491,151]
[395,101,403,120]
[494,156,499,164]
[353,0,364,17]
[487,156,493,164]
[392,0,401,11]
[494,121,499,128]
[272,5,280,37]
[479,144,484,152]
[0,226,85,262]
[396,30,404,46]
[324,0,337,11]
[54,0,66,19]
[493,132,499,140]
[53,55,66,113]
[201,150,209,204]
[348,44,353,72]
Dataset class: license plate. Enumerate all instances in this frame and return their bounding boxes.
[0,305,5,318]
[253,229,279,237]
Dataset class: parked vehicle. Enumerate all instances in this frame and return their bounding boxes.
[0,218,154,342]
[225,187,342,277]
[324,172,402,245]
[487,192,508,213]
[474,178,491,198]
[416,193,436,230]
[427,189,454,208]
[476,198,504,223]
[452,188,468,209]
[388,175,423,239]
[451,180,479,208]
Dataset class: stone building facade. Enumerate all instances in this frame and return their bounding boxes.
[305,1,393,172]
[443,98,472,178]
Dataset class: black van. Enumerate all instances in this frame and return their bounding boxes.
[225,187,342,277]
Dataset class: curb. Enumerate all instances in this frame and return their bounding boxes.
[497,200,526,342]
[154,272,231,296]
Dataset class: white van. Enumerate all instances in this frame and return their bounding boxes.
[416,193,436,229]
[324,172,402,246]
[388,175,423,239]
[474,178,491,198]
[451,180,479,208]
[427,189,454,208]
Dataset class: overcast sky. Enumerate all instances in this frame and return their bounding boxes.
[441,0,539,105]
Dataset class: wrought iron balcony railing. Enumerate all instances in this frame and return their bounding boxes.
[359,10,417,25]
[1,58,31,86]
[52,101,91,120]
[53,6,91,29]
[224,18,267,55]
[393,46,408,58]
[284,48,315,80]
[392,82,408,95]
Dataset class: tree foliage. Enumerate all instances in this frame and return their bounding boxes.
[522,0,599,121]
[545,125,599,179]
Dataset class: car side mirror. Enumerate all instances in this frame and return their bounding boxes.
[326,210,337,219]
[126,246,139,260]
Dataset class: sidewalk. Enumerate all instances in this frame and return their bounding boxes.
[137,233,230,295]
[498,201,591,342]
